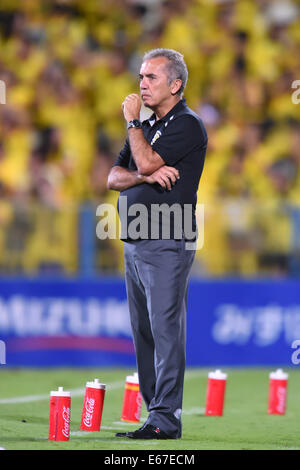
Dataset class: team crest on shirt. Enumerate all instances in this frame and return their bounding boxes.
[151,130,162,146]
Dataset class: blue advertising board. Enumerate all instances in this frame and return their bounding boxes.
[0,278,299,367]
[187,280,300,367]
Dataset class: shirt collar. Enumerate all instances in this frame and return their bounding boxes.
[143,98,186,126]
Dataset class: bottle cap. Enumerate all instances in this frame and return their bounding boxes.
[126,372,139,384]
[208,369,227,380]
[86,378,106,389]
[269,368,288,380]
[50,386,71,397]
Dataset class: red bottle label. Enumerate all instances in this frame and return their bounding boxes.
[48,396,71,441]
[80,387,105,431]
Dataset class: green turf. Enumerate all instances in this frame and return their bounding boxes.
[0,367,299,450]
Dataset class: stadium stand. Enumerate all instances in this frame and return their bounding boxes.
[0,0,299,277]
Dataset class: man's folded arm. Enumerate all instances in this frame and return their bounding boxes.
[128,128,165,175]
[107,164,180,192]
[107,166,146,192]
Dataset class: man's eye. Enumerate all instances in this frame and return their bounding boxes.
[139,76,155,81]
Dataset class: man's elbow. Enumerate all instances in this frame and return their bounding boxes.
[138,160,163,176]
[106,172,115,190]
[137,164,152,176]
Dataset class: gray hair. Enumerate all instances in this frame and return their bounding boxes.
[142,48,188,96]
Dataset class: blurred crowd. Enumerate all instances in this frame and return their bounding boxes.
[0,0,299,276]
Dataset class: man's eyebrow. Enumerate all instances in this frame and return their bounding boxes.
[139,73,157,79]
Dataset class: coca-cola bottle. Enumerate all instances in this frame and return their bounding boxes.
[80,379,106,431]
[205,369,227,416]
[121,372,142,422]
[268,369,288,415]
[48,387,71,441]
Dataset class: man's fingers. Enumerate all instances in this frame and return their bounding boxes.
[166,171,177,185]
[158,175,171,191]
[124,94,140,103]
[161,168,180,186]
[164,166,180,180]
[151,167,180,190]
[145,167,179,189]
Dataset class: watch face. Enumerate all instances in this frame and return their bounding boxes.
[128,119,141,129]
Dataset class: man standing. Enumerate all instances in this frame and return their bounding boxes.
[107,48,207,439]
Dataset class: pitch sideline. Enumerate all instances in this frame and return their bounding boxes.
[0,370,207,405]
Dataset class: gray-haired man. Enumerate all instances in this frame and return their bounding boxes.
[107,48,207,439]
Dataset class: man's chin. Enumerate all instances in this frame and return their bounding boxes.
[142,98,153,109]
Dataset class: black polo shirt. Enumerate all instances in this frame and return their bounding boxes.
[113,99,208,240]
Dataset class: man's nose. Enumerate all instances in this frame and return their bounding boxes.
[140,77,148,89]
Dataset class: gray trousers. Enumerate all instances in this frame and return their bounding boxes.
[124,238,195,438]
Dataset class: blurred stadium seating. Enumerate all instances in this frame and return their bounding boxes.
[0,0,300,278]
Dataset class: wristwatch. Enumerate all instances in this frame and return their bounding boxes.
[127,119,142,130]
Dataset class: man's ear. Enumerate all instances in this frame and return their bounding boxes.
[170,79,182,96]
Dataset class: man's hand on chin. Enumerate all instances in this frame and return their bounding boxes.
[122,94,142,122]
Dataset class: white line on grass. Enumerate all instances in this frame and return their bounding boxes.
[69,431,159,446]
[182,407,205,415]
[113,420,146,426]
[0,370,207,405]
[0,381,124,405]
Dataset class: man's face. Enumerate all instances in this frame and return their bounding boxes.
[139,57,174,110]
